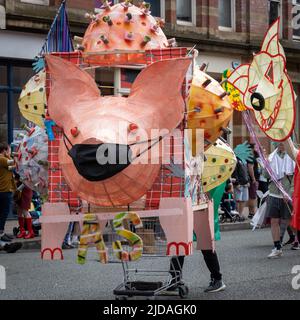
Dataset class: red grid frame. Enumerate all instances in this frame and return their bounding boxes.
[145,129,186,210]
[46,52,83,208]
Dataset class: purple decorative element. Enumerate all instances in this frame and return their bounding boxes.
[39,0,74,55]
[141,9,151,16]
[100,1,112,9]
[124,32,135,41]
[150,23,159,33]
[242,110,292,202]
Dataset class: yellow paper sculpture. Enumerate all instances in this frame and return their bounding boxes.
[18,69,47,128]
[202,139,237,193]
[227,19,296,141]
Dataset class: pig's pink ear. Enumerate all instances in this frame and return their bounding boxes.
[129,57,192,132]
[45,55,100,128]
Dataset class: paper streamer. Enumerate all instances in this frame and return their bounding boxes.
[242,110,292,202]
[77,214,108,264]
[112,212,143,262]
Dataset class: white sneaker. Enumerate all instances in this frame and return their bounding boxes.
[291,243,300,250]
[268,248,283,259]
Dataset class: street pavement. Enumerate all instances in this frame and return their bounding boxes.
[0,228,300,300]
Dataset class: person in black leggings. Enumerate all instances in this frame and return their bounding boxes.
[169,250,226,293]
[295,230,300,250]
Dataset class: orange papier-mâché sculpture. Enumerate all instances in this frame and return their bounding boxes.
[80,1,169,65]
[187,67,233,151]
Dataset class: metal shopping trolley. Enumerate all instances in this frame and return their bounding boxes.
[104,218,189,300]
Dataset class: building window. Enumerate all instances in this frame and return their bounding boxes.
[95,68,115,96]
[219,0,235,31]
[292,0,300,40]
[120,68,140,95]
[268,0,283,37]
[95,1,165,18]
[269,0,281,24]
[0,61,33,143]
[20,0,49,5]
[176,0,196,26]
[147,0,165,19]
[0,5,5,30]
[0,65,6,86]
[0,92,7,142]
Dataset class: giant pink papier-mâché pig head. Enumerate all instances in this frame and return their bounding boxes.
[45,55,191,207]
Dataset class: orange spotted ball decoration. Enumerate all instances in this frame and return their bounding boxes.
[82,1,168,65]
[187,68,233,151]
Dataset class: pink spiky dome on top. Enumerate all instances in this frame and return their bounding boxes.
[81,1,170,65]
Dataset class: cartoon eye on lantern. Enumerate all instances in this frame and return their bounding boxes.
[251,92,265,111]
[227,18,296,142]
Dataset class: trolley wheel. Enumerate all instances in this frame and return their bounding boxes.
[115,296,128,301]
[178,285,189,299]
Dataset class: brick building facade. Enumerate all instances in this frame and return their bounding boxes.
[1,0,300,149]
